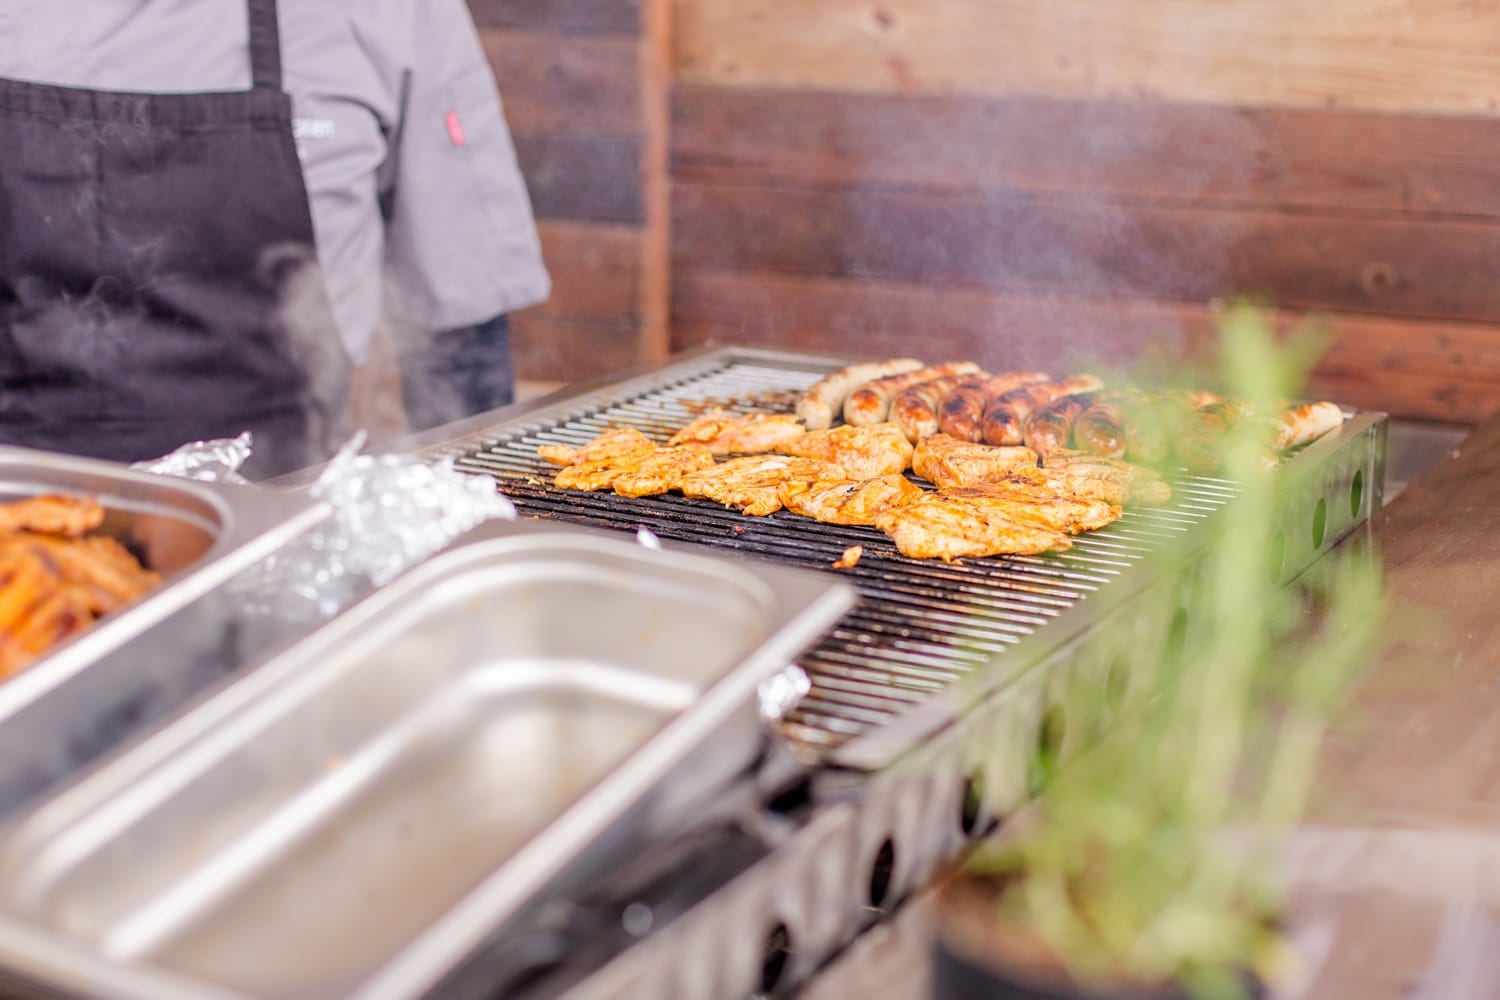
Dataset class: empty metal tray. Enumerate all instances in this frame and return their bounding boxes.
[0,519,855,1000]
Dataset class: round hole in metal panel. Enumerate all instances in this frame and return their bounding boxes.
[761,922,793,994]
[869,839,897,910]
[1351,468,1365,520]
[1268,529,1285,584]
[960,771,985,836]
[1312,497,1328,549]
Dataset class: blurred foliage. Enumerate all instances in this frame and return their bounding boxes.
[961,304,1387,998]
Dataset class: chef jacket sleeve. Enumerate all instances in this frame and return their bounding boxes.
[379,0,550,333]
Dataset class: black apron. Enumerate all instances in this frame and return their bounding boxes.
[0,0,348,479]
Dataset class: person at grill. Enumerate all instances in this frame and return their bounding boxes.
[0,0,551,479]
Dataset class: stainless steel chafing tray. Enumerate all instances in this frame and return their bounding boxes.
[0,446,328,816]
[0,518,855,1000]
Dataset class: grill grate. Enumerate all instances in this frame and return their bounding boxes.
[452,362,1238,750]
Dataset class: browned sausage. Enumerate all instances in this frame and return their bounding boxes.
[1074,399,1128,459]
[1273,401,1344,451]
[843,362,983,426]
[796,358,925,430]
[979,374,1102,446]
[1025,394,1094,460]
[937,371,1051,441]
[1175,401,1241,473]
[893,374,986,442]
[1122,395,1173,466]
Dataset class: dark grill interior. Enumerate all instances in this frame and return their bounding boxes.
[450,361,1237,751]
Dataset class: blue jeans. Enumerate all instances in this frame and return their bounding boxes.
[398,313,515,433]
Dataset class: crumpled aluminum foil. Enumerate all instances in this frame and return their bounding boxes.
[139,432,516,625]
[132,432,253,484]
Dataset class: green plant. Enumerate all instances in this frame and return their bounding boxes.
[960,306,1386,999]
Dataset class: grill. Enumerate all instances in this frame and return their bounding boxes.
[413,346,1387,999]
[441,355,1242,753]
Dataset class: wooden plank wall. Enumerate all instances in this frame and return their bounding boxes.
[670,0,1500,424]
[470,0,669,381]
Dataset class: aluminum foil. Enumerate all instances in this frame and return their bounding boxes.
[140,432,516,625]
[131,432,253,485]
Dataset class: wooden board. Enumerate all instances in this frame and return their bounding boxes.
[484,30,640,135]
[469,0,639,35]
[672,178,1500,325]
[514,133,643,225]
[511,314,647,381]
[534,220,642,319]
[671,270,1500,424]
[673,86,1500,219]
[674,0,1500,116]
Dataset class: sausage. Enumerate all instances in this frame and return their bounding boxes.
[796,358,925,431]
[1272,401,1344,451]
[937,371,1051,441]
[980,374,1102,446]
[1074,399,1128,459]
[1122,395,1173,466]
[1024,393,1094,459]
[1175,401,1241,473]
[843,362,983,426]
[893,374,990,442]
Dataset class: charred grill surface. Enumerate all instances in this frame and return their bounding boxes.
[447,362,1238,751]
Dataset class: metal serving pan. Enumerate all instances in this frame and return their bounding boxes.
[0,518,855,1000]
[0,446,328,815]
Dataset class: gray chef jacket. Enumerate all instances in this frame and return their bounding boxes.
[0,0,552,363]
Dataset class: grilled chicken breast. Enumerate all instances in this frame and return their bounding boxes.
[942,484,1122,534]
[797,358,925,431]
[875,494,1073,560]
[1043,450,1172,506]
[779,473,926,526]
[776,422,915,479]
[538,427,654,468]
[0,495,106,538]
[611,445,718,498]
[666,409,806,456]
[553,431,663,491]
[679,455,846,516]
[912,434,1040,489]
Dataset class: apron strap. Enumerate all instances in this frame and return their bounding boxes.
[247,0,284,91]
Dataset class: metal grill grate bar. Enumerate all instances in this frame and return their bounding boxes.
[453,360,1236,750]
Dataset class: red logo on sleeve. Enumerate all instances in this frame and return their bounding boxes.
[444,111,466,147]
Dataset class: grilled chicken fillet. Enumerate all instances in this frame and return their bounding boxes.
[0,495,106,538]
[875,494,1073,560]
[666,409,806,456]
[538,427,654,468]
[610,445,717,498]
[679,456,846,516]
[775,422,915,479]
[942,483,1122,534]
[912,434,1039,490]
[779,473,925,526]
[1043,450,1172,506]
